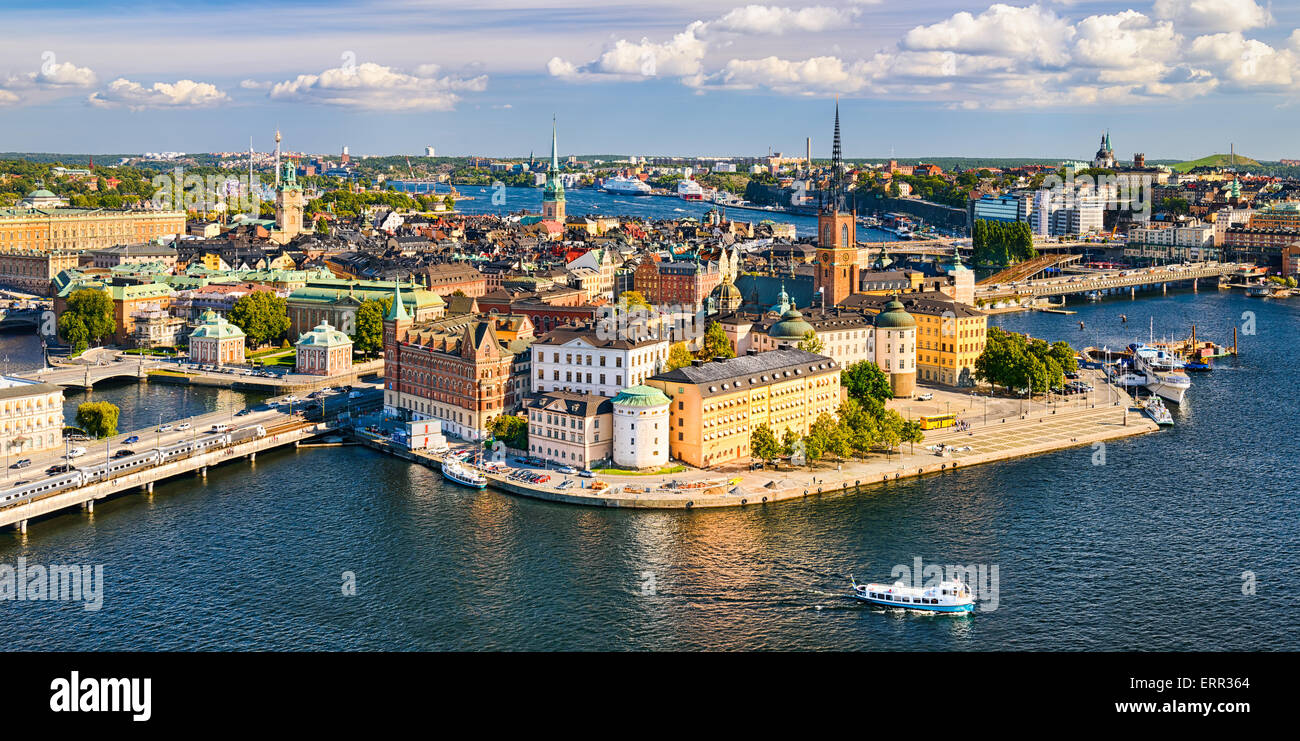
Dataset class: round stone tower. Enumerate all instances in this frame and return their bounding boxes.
[611,385,671,470]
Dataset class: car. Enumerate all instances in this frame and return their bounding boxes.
[46,464,72,475]
[11,458,31,469]
[347,391,363,399]
[307,392,322,399]
[282,395,299,404]
[236,409,252,417]
[916,393,934,401]
[176,422,192,431]
[556,466,577,474]
[113,449,136,459]
[158,424,173,432]
[66,447,86,459]
[579,469,595,478]
[750,462,765,470]
[124,435,140,444]
[557,479,575,490]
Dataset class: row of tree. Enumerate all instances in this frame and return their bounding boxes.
[972,219,1037,266]
[973,326,1078,394]
[750,397,923,465]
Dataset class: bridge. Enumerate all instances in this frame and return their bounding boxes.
[975,262,1247,301]
[17,357,166,390]
[0,387,381,534]
[0,308,44,331]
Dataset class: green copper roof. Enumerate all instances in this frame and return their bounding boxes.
[385,280,409,321]
[612,385,670,407]
[296,321,352,348]
[875,297,916,329]
[769,308,815,340]
[189,310,245,340]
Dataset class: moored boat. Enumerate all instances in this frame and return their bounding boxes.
[850,577,975,613]
[1141,396,1174,426]
[442,460,487,489]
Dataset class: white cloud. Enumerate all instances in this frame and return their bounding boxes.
[0,90,20,106]
[548,21,708,81]
[1189,32,1297,89]
[900,3,1076,67]
[1153,0,1272,33]
[265,61,487,111]
[0,59,97,105]
[88,78,230,110]
[707,5,858,36]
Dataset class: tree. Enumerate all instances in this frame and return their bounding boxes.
[842,360,894,404]
[797,330,824,354]
[229,291,291,349]
[352,296,392,357]
[315,217,329,234]
[57,313,90,355]
[805,413,840,462]
[699,321,735,361]
[75,401,119,439]
[63,288,115,347]
[666,342,693,371]
[489,414,528,451]
[750,423,780,463]
[619,290,650,310]
[780,428,800,458]
[443,195,456,212]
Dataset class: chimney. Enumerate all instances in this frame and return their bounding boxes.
[691,359,705,367]
[746,348,758,356]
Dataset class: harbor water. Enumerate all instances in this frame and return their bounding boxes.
[0,290,1296,650]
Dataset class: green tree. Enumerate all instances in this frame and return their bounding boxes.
[443,195,456,212]
[838,398,879,457]
[750,423,780,463]
[842,360,894,404]
[619,290,650,309]
[804,412,840,462]
[75,401,119,439]
[699,321,735,361]
[797,330,824,354]
[57,313,90,355]
[63,288,115,347]
[665,342,693,371]
[489,414,528,450]
[780,428,800,458]
[352,296,392,357]
[229,291,291,349]
[315,217,330,234]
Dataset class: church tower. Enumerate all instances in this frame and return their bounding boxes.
[542,116,566,223]
[815,100,858,307]
[274,161,305,242]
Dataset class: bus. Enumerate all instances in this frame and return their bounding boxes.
[919,414,956,430]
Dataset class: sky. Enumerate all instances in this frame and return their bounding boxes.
[2,0,1300,160]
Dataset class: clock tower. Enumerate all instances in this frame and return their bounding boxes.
[815,100,857,308]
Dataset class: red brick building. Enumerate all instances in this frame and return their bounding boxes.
[633,257,722,306]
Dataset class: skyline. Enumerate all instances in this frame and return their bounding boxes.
[0,1,1299,158]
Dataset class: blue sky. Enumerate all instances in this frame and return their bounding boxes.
[2,0,1299,160]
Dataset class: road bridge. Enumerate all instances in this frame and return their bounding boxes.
[975,262,1245,301]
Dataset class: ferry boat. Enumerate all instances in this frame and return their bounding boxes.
[1130,343,1191,404]
[1245,284,1272,298]
[441,460,487,489]
[850,577,975,613]
[1141,396,1174,426]
[676,179,706,201]
[601,175,652,196]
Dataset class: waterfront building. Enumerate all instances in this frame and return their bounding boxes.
[848,291,982,388]
[530,322,668,397]
[188,309,246,365]
[0,206,184,253]
[972,194,1022,224]
[646,349,841,469]
[130,308,187,349]
[383,284,519,441]
[525,392,612,468]
[53,279,176,347]
[295,321,353,376]
[0,376,64,456]
[1246,202,1300,231]
[1222,226,1300,265]
[0,249,80,295]
[611,385,673,470]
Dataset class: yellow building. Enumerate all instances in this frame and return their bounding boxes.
[849,292,986,387]
[647,348,840,469]
[0,376,64,456]
[0,207,185,253]
[0,249,81,295]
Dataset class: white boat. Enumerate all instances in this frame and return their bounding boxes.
[441,460,487,489]
[601,175,652,196]
[1141,396,1174,426]
[1130,343,1190,404]
[676,179,706,201]
[850,577,975,614]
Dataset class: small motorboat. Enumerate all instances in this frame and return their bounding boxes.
[850,577,975,613]
[1141,396,1174,426]
[442,460,487,489]
[1183,359,1211,372]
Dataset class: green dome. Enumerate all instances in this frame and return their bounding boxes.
[612,385,670,407]
[769,308,815,340]
[874,298,916,329]
[27,188,57,199]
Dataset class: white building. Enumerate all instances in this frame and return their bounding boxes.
[530,324,668,397]
[565,247,618,300]
[611,385,671,469]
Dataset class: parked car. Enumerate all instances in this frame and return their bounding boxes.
[556,466,576,474]
[916,393,934,401]
[579,470,595,478]
[11,458,31,469]
[176,422,192,431]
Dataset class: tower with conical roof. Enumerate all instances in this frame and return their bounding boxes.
[383,280,413,414]
[542,116,566,223]
[815,98,858,308]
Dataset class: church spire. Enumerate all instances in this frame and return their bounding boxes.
[550,115,559,174]
[823,97,846,213]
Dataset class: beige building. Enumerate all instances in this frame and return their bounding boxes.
[188,309,246,365]
[647,349,840,469]
[526,392,613,468]
[0,207,185,253]
[0,376,64,457]
[0,249,81,295]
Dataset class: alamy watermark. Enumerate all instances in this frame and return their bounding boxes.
[151,166,262,218]
[0,557,104,611]
[1039,168,1153,221]
[594,303,707,345]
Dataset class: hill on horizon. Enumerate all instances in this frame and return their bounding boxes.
[1169,153,1262,173]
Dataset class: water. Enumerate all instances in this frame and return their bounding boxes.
[1,291,1296,650]
[449,185,898,242]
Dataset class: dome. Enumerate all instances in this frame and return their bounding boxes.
[27,188,57,199]
[769,308,815,340]
[874,298,916,329]
[612,385,671,408]
[710,280,741,301]
[296,321,352,348]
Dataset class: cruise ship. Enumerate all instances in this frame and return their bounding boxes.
[676,179,706,201]
[1130,343,1191,404]
[601,175,653,196]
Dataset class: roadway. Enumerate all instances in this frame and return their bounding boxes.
[976,262,1246,301]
